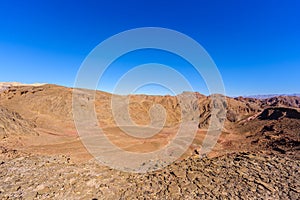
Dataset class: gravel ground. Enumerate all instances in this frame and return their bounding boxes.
[1,148,299,199]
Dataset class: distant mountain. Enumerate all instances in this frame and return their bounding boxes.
[0,82,45,92]
[244,94,300,99]
[235,95,300,109]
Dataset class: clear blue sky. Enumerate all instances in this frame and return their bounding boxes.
[0,0,299,96]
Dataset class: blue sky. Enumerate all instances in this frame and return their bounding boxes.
[0,0,299,96]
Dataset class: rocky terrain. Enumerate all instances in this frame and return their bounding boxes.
[0,106,38,138]
[0,149,299,199]
[0,83,299,199]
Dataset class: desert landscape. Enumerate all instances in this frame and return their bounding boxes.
[1,0,299,199]
[0,83,299,199]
